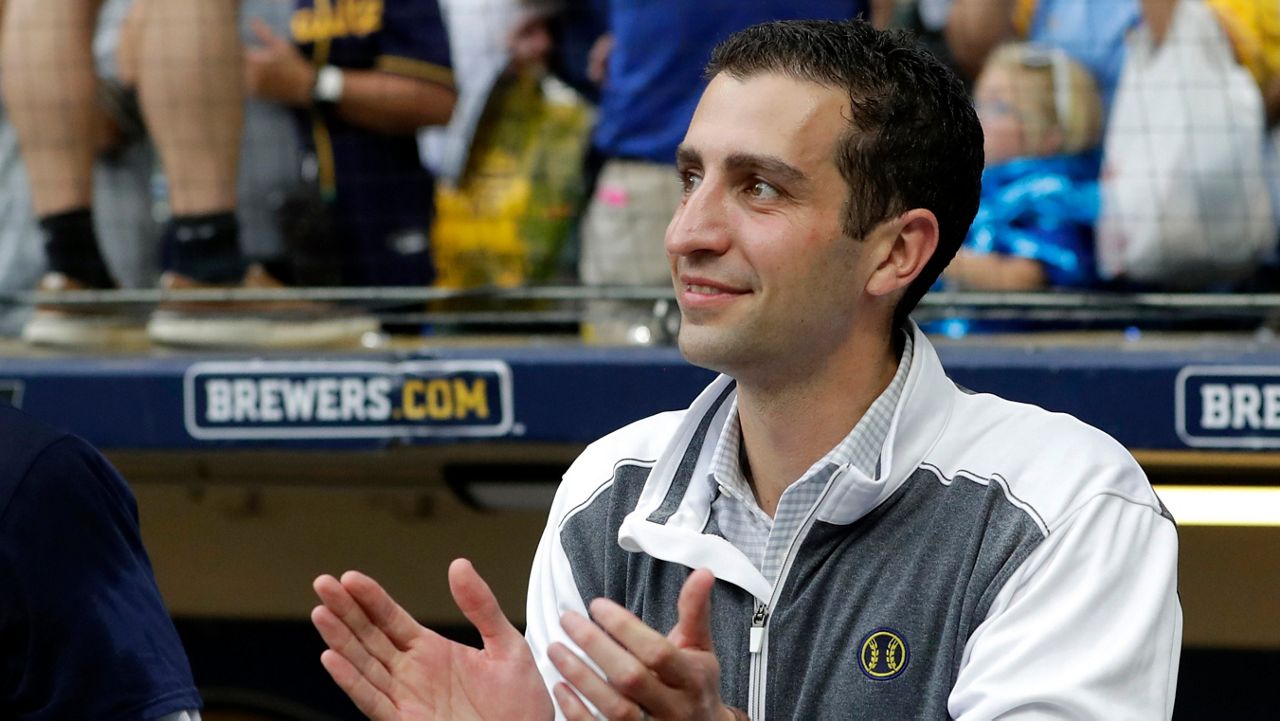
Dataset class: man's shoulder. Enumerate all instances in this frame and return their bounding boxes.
[551,410,687,511]
[928,387,1162,530]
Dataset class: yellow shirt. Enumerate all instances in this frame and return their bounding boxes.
[1207,0,1280,89]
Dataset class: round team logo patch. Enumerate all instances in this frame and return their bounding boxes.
[858,628,909,680]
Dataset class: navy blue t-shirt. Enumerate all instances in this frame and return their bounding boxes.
[290,0,454,286]
[0,406,200,720]
[594,0,870,164]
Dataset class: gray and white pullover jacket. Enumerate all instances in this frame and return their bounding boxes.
[527,326,1182,720]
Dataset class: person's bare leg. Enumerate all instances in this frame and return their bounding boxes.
[137,0,247,284]
[137,0,241,216]
[0,0,99,217]
[1,0,117,293]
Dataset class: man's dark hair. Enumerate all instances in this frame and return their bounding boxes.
[706,19,984,323]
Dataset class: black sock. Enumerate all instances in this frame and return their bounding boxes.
[40,208,116,289]
[163,212,244,283]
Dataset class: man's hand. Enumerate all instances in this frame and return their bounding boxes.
[548,569,746,721]
[311,558,553,721]
[244,17,315,107]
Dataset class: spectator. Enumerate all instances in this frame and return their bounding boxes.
[944,43,1104,292]
[244,0,458,289]
[3,1,223,345]
[921,0,1276,130]
[0,0,372,349]
[946,0,1140,112]
[0,403,201,720]
[0,0,160,338]
[510,0,608,103]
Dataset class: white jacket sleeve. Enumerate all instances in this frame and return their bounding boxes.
[948,493,1182,720]
[525,478,604,720]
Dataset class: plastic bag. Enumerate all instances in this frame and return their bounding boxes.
[431,71,594,290]
[1096,0,1276,288]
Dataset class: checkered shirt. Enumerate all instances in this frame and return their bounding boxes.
[708,331,914,586]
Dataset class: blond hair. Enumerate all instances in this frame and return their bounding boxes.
[984,43,1103,155]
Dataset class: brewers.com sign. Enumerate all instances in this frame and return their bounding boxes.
[184,360,513,440]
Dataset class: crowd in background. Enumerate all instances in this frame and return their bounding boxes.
[0,0,1276,349]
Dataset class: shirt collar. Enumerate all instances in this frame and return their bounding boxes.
[707,329,915,502]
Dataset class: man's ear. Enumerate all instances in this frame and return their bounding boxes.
[865,209,939,298]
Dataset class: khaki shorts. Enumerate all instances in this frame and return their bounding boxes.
[578,159,682,344]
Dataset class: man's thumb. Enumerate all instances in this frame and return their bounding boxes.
[669,568,716,651]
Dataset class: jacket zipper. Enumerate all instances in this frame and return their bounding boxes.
[745,464,850,720]
[748,602,769,720]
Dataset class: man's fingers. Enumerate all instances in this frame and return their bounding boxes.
[448,558,524,656]
[549,643,656,721]
[314,573,414,671]
[552,681,600,721]
[587,597,716,696]
[548,642,619,713]
[338,570,430,652]
[669,569,716,651]
[318,648,399,721]
[560,611,680,716]
[310,604,395,696]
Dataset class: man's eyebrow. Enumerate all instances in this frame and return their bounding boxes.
[725,152,809,187]
[675,146,811,189]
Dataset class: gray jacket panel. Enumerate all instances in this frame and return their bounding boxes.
[559,459,1044,719]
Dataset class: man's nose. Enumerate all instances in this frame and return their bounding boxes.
[664,181,730,258]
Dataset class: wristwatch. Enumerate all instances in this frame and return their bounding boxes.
[312,65,344,108]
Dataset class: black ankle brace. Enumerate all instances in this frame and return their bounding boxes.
[163,212,244,283]
[40,208,116,289]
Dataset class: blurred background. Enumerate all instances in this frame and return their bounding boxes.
[0,0,1278,718]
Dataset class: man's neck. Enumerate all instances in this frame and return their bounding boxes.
[735,330,902,516]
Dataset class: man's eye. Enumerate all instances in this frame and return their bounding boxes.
[680,171,702,194]
[748,180,780,200]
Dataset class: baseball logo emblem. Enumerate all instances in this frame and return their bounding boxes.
[859,628,909,680]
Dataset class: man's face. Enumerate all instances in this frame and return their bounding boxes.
[666,72,879,381]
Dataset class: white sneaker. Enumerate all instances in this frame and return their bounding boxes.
[22,273,143,349]
[146,264,380,349]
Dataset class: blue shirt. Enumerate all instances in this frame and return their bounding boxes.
[1029,0,1141,112]
[0,405,200,720]
[965,152,1102,289]
[594,0,869,164]
[924,152,1101,338]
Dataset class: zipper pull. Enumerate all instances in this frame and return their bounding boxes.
[749,603,768,653]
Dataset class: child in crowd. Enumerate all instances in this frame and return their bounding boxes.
[942,42,1104,293]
